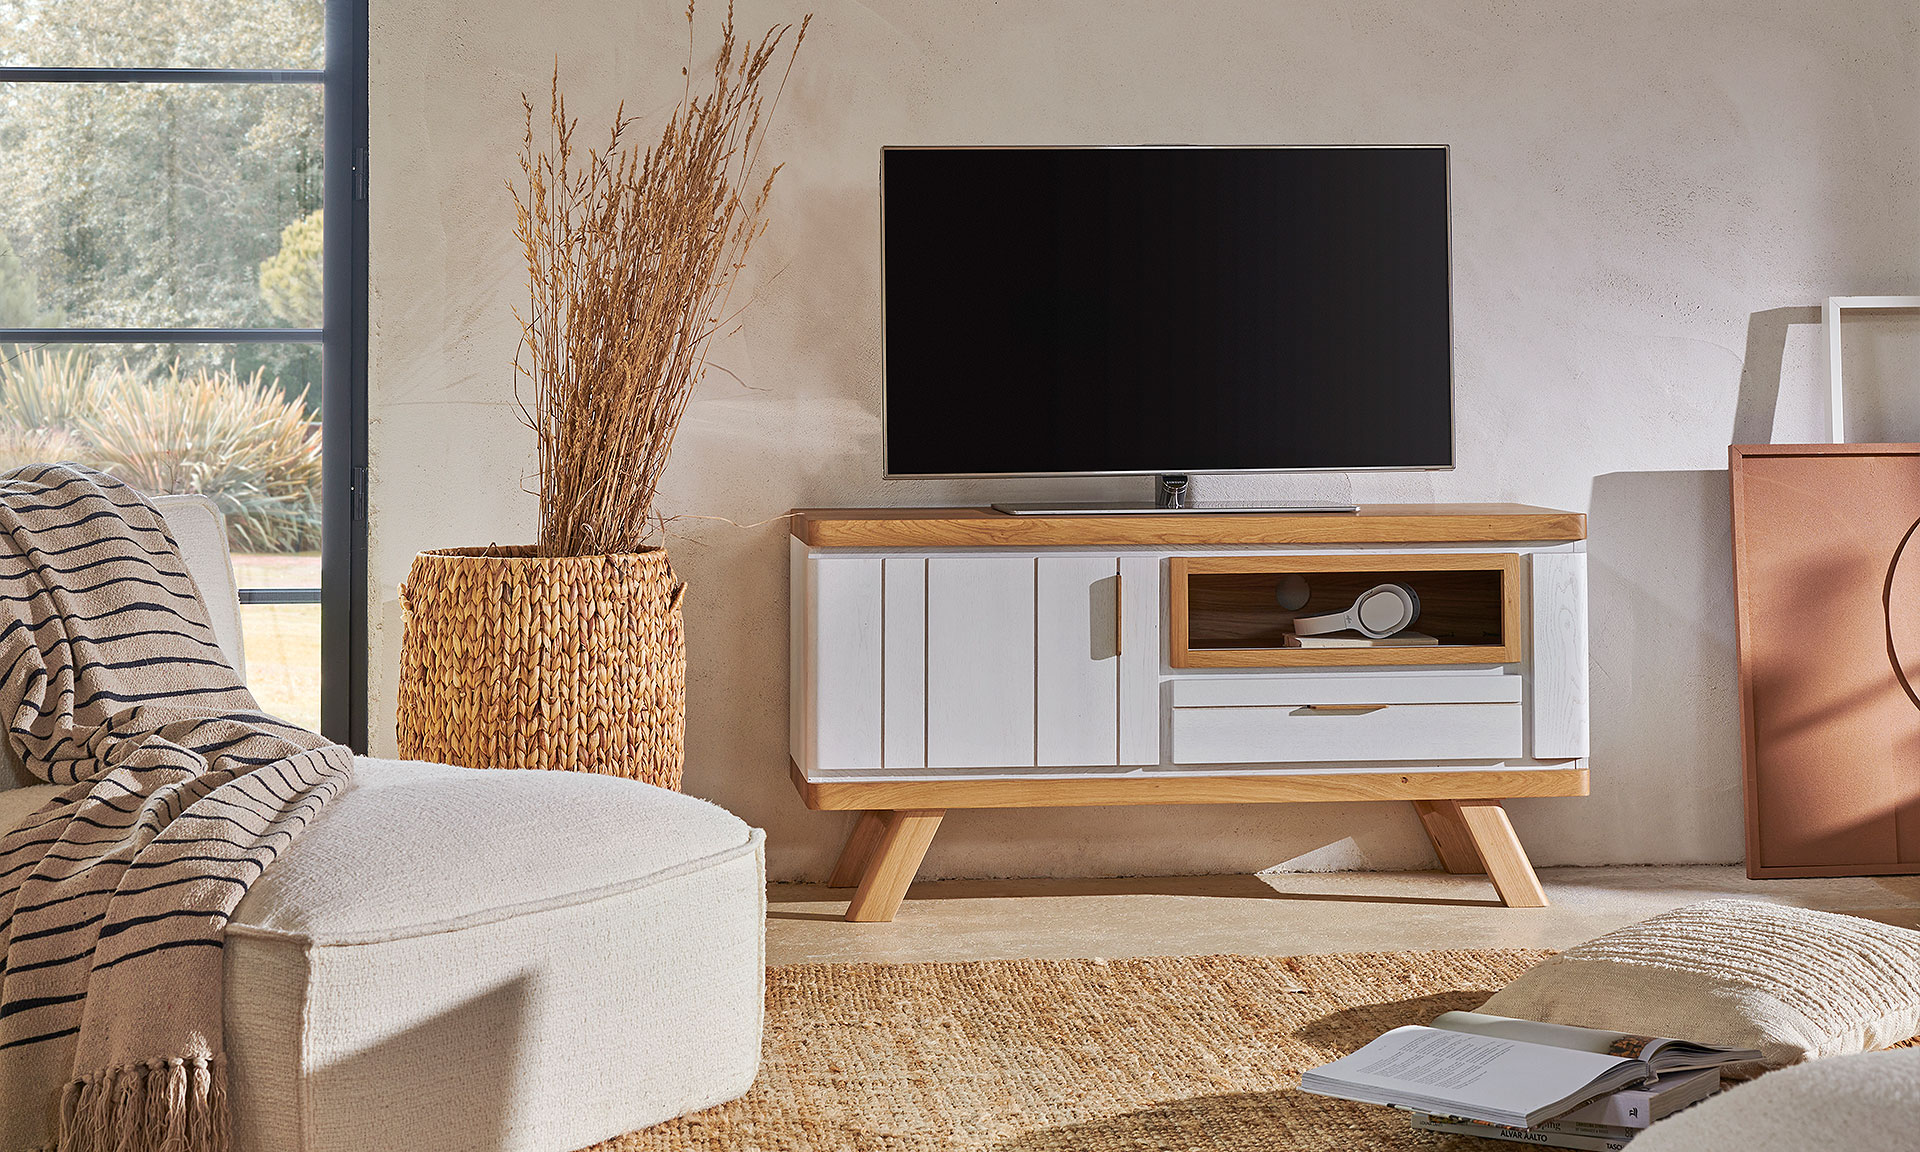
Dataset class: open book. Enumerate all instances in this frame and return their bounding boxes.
[1300,1011,1759,1129]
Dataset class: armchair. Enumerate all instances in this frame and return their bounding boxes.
[0,495,764,1152]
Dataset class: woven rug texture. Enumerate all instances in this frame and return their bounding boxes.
[590,949,1555,1151]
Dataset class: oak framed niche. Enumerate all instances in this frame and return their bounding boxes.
[1170,553,1523,668]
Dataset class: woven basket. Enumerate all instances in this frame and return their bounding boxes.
[395,545,686,788]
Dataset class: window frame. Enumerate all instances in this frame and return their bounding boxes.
[0,0,371,750]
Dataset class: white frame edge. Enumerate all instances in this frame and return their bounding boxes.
[1823,295,1920,443]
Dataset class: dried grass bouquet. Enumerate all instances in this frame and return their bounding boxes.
[512,2,808,558]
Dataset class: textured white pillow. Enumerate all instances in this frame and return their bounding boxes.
[1478,899,1920,1068]
[1630,1048,1920,1152]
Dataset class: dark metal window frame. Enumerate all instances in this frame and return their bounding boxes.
[0,0,371,750]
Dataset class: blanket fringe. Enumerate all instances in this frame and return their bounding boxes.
[56,1055,228,1152]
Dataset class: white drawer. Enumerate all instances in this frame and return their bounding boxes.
[1169,674,1521,709]
[1170,701,1524,765]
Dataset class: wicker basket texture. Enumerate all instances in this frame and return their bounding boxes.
[396,545,686,788]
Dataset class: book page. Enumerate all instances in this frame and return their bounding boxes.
[1302,1025,1638,1126]
[1432,1011,1666,1058]
[1350,1028,1512,1092]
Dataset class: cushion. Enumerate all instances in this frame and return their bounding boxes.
[3,758,768,1152]
[1478,899,1920,1069]
[230,757,750,939]
[1631,1047,1920,1152]
[150,493,246,680]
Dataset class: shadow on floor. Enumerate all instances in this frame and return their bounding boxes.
[990,1086,1472,1151]
[992,992,1496,1151]
[991,1090,1313,1152]
[1291,990,1495,1052]
[767,908,853,922]
[772,873,1504,909]
[1250,889,1503,909]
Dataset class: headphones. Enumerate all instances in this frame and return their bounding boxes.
[1290,582,1422,639]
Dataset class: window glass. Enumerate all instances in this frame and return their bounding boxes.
[0,0,325,69]
[238,600,319,729]
[0,82,323,328]
[0,340,322,724]
[1,0,338,740]
[0,340,321,538]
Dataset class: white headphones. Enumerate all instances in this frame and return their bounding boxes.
[1291,582,1422,639]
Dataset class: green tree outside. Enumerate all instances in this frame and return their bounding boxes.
[0,0,329,544]
[259,208,324,328]
[0,231,54,328]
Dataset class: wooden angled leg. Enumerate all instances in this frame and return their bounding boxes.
[845,809,945,923]
[828,811,889,888]
[1413,800,1486,875]
[1453,799,1549,908]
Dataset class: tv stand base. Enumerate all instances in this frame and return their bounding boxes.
[801,765,1579,921]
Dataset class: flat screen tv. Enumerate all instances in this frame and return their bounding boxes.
[882,145,1453,481]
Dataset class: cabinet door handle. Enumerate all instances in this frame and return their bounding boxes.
[1115,572,1123,656]
[1299,704,1388,715]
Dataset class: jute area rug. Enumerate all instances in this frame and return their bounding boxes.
[590,949,1554,1151]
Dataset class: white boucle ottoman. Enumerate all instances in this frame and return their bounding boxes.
[0,757,766,1152]
[224,757,766,1152]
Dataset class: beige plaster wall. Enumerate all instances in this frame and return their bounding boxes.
[368,1,1920,881]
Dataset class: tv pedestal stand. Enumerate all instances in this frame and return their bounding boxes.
[991,474,1360,516]
[789,504,1591,922]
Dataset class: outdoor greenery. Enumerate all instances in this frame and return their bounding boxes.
[0,232,56,327]
[0,0,328,549]
[259,209,324,328]
[0,0,323,69]
[0,348,323,550]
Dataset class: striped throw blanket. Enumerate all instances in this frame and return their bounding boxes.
[0,465,353,1152]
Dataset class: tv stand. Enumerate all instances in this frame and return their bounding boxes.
[992,475,1359,516]
[789,505,1591,921]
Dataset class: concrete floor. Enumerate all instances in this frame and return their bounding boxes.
[766,865,1920,965]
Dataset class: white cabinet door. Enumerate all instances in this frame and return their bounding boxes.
[1036,556,1120,766]
[1528,551,1590,759]
[881,557,927,770]
[926,557,1036,768]
[799,553,883,771]
[1118,555,1161,765]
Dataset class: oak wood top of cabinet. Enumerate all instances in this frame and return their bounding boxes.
[790,504,1586,548]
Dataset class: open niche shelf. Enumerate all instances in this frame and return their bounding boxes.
[1170,553,1522,667]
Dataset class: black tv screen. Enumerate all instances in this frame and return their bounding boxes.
[882,146,1453,477]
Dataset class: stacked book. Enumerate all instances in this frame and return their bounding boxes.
[1283,629,1437,648]
[1300,1011,1754,1148]
[1412,1066,1721,1149]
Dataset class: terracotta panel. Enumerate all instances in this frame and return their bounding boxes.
[1731,446,1920,874]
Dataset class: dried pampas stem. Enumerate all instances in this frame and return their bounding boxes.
[512,1,809,558]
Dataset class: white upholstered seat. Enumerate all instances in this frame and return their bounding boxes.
[0,496,765,1152]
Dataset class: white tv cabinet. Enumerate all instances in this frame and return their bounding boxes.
[789,506,1590,921]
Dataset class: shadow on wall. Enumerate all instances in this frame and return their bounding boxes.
[1575,469,1743,863]
[1732,305,1822,444]
[1529,303,1824,866]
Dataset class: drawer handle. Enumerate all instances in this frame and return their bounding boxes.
[1297,704,1388,715]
